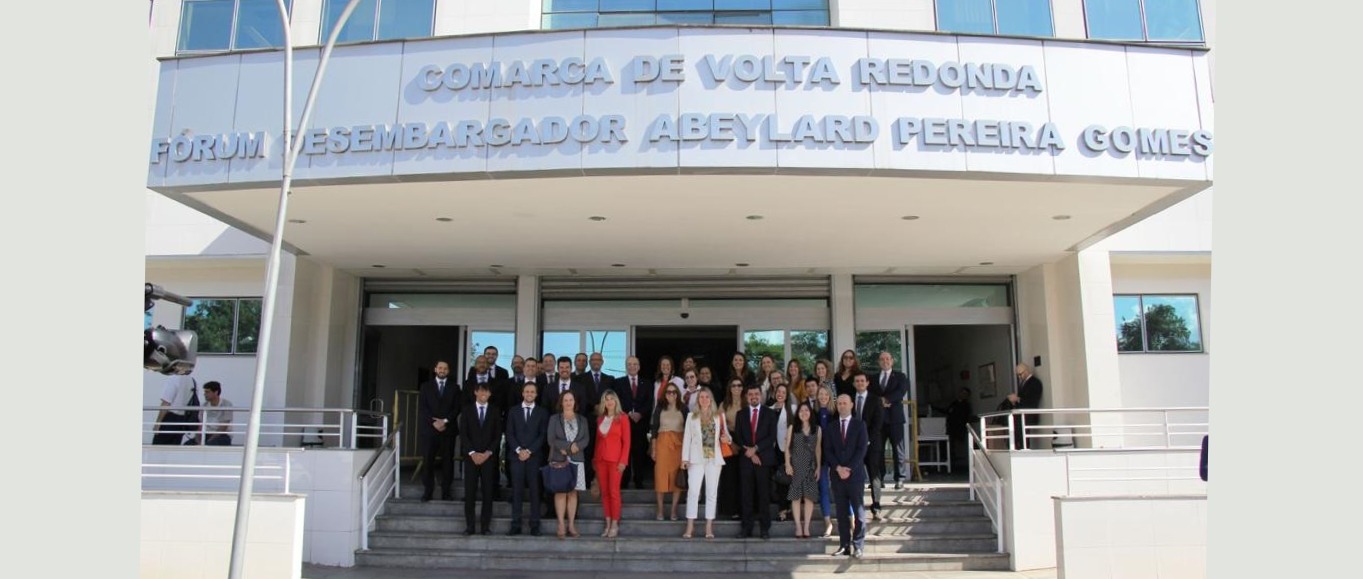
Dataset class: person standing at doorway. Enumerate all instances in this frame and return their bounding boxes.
[653,356,686,401]
[876,351,910,488]
[1010,363,1044,450]
[698,365,720,402]
[202,381,234,446]
[852,373,886,520]
[418,361,459,502]
[460,381,502,535]
[506,382,548,536]
[615,356,653,489]
[938,387,974,469]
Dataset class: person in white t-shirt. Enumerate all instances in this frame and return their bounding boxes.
[202,381,234,446]
[154,374,199,445]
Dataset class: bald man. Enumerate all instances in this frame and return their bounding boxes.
[1009,363,1043,449]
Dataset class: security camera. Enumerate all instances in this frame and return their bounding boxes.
[680,312,690,319]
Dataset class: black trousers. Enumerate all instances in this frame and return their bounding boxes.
[465,456,499,532]
[624,415,651,487]
[422,432,456,497]
[832,474,867,550]
[738,460,772,533]
[153,412,195,445]
[508,456,543,532]
[884,421,906,481]
[719,460,740,517]
[865,431,885,511]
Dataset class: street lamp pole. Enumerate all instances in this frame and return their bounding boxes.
[227,1,364,578]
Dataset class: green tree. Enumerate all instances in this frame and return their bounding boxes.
[1117,317,1144,351]
[855,331,901,371]
[790,331,829,378]
[1143,303,1200,351]
[183,299,235,353]
[743,332,783,375]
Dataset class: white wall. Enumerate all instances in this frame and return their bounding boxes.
[834,0,936,30]
[1002,452,1070,570]
[1109,262,1211,410]
[1055,495,1207,579]
[1098,190,1213,253]
[146,193,269,257]
[142,491,305,579]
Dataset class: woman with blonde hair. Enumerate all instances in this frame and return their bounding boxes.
[593,390,630,538]
[681,388,728,539]
[650,382,689,521]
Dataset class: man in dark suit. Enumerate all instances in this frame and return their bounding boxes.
[418,361,460,502]
[1009,363,1044,450]
[467,345,511,383]
[615,356,653,489]
[544,357,594,423]
[825,393,868,559]
[874,351,911,488]
[572,352,589,378]
[506,381,549,536]
[459,381,502,535]
[852,372,886,519]
[572,352,614,487]
[734,384,778,539]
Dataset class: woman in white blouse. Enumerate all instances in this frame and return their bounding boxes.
[769,383,797,521]
[680,388,728,540]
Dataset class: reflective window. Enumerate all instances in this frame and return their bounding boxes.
[543,0,828,28]
[541,332,582,363]
[178,0,293,54]
[1085,0,1203,42]
[539,330,628,374]
[1113,294,1203,353]
[855,284,1010,308]
[936,0,1054,37]
[182,297,263,355]
[743,330,785,376]
[322,0,435,43]
[789,330,830,378]
[469,331,516,370]
[855,330,902,373]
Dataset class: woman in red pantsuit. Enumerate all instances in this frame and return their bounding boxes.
[594,390,631,538]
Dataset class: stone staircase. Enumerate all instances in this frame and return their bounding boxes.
[356,478,1009,572]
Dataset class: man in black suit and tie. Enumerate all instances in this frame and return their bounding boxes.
[573,352,614,487]
[460,381,501,535]
[418,361,459,502]
[852,372,886,520]
[467,345,511,383]
[544,357,594,424]
[506,381,549,536]
[734,384,778,539]
[572,352,589,378]
[615,356,653,489]
[875,351,911,488]
[825,393,868,559]
[1010,363,1044,450]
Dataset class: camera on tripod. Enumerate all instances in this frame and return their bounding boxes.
[145,283,198,375]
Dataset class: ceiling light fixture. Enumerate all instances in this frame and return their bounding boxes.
[979,262,994,266]
[611,263,626,268]
[745,215,764,221]
[589,216,607,221]
[901,215,920,221]
[735,263,750,267]
[435,217,453,222]
[288,219,306,224]
[490,264,504,268]
[1052,215,1072,221]
[371,264,386,268]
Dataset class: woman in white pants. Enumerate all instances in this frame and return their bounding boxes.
[681,388,729,539]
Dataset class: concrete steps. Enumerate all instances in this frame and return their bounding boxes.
[356,548,1011,573]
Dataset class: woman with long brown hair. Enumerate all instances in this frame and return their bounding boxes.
[650,382,689,521]
[834,349,861,398]
[727,352,755,388]
[787,359,808,406]
[813,358,836,396]
[717,377,746,520]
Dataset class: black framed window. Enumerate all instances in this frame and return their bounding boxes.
[182,298,263,355]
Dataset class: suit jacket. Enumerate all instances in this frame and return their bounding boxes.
[543,378,595,420]
[615,374,653,433]
[506,403,549,463]
[459,403,502,459]
[823,415,868,486]
[547,413,591,463]
[573,371,616,404]
[1017,375,1043,409]
[681,413,726,467]
[466,365,510,383]
[852,389,884,442]
[593,414,631,465]
[733,404,778,467]
[418,378,460,442]
[875,370,910,425]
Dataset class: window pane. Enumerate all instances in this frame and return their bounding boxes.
[366,293,516,309]
[235,0,289,49]
[1084,0,1143,40]
[1142,0,1203,41]
[715,11,772,24]
[544,0,600,12]
[323,0,377,43]
[659,0,713,9]
[716,0,771,9]
[855,284,1010,308]
[1142,296,1202,351]
[601,0,658,10]
[772,10,828,25]
[937,0,995,34]
[183,299,236,354]
[743,330,785,375]
[996,0,1054,36]
[789,331,830,380]
[657,11,713,23]
[599,13,658,26]
[543,12,599,28]
[855,331,902,375]
[586,330,629,375]
[541,332,582,362]
[179,0,234,52]
[377,0,435,40]
[470,331,516,370]
[773,0,825,9]
[235,299,262,354]
[1113,295,1144,352]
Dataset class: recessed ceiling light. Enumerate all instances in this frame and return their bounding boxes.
[901,215,920,221]
[490,264,504,268]
[371,264,386,268]
[735,263,750,267]
[1052,214,1072,221]
[745,215,764,221]
[611,263,626,268]
[589,216,607,222]
[435,217,453,222]
[979,261,994,266]
[288,219,306,224]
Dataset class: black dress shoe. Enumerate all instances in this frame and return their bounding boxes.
[463,529,475,536]
[760,530,770,540]
[832,547,850,557]
[735,530,750,539]
[530,528,541,537]
[421,495,432,503]
[507,528,521,536]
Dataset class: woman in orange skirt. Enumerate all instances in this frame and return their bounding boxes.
[650,382,689,520]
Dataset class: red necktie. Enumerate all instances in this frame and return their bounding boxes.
[750,407,758,441]
[631,376,637,398]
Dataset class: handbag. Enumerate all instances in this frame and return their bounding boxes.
[541,460,577,494]
[675,468,689,490]
[774,468,792,487]
[719,415,735,458]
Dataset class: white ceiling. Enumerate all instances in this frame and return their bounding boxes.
[178,174,1195,278]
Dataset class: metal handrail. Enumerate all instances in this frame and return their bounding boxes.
[975,407,1208,451]
[145,406,389,449]
[966,423,1005,553]
[358,422,402,551]
[142,453,293,494]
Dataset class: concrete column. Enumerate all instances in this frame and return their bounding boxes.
[515,275,540,359]
[830,273,856,357]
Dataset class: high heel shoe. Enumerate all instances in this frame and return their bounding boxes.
[556,523,566,540]
[607,525,618,538]
[568,525,580,538]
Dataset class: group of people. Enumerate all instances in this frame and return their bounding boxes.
[152,374,235,446]
[417,346,916,558]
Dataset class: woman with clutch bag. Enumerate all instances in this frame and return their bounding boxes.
[548,391,590,539]
[594,390,630,538]
[650,383,688,521]
[681,389,728,539]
